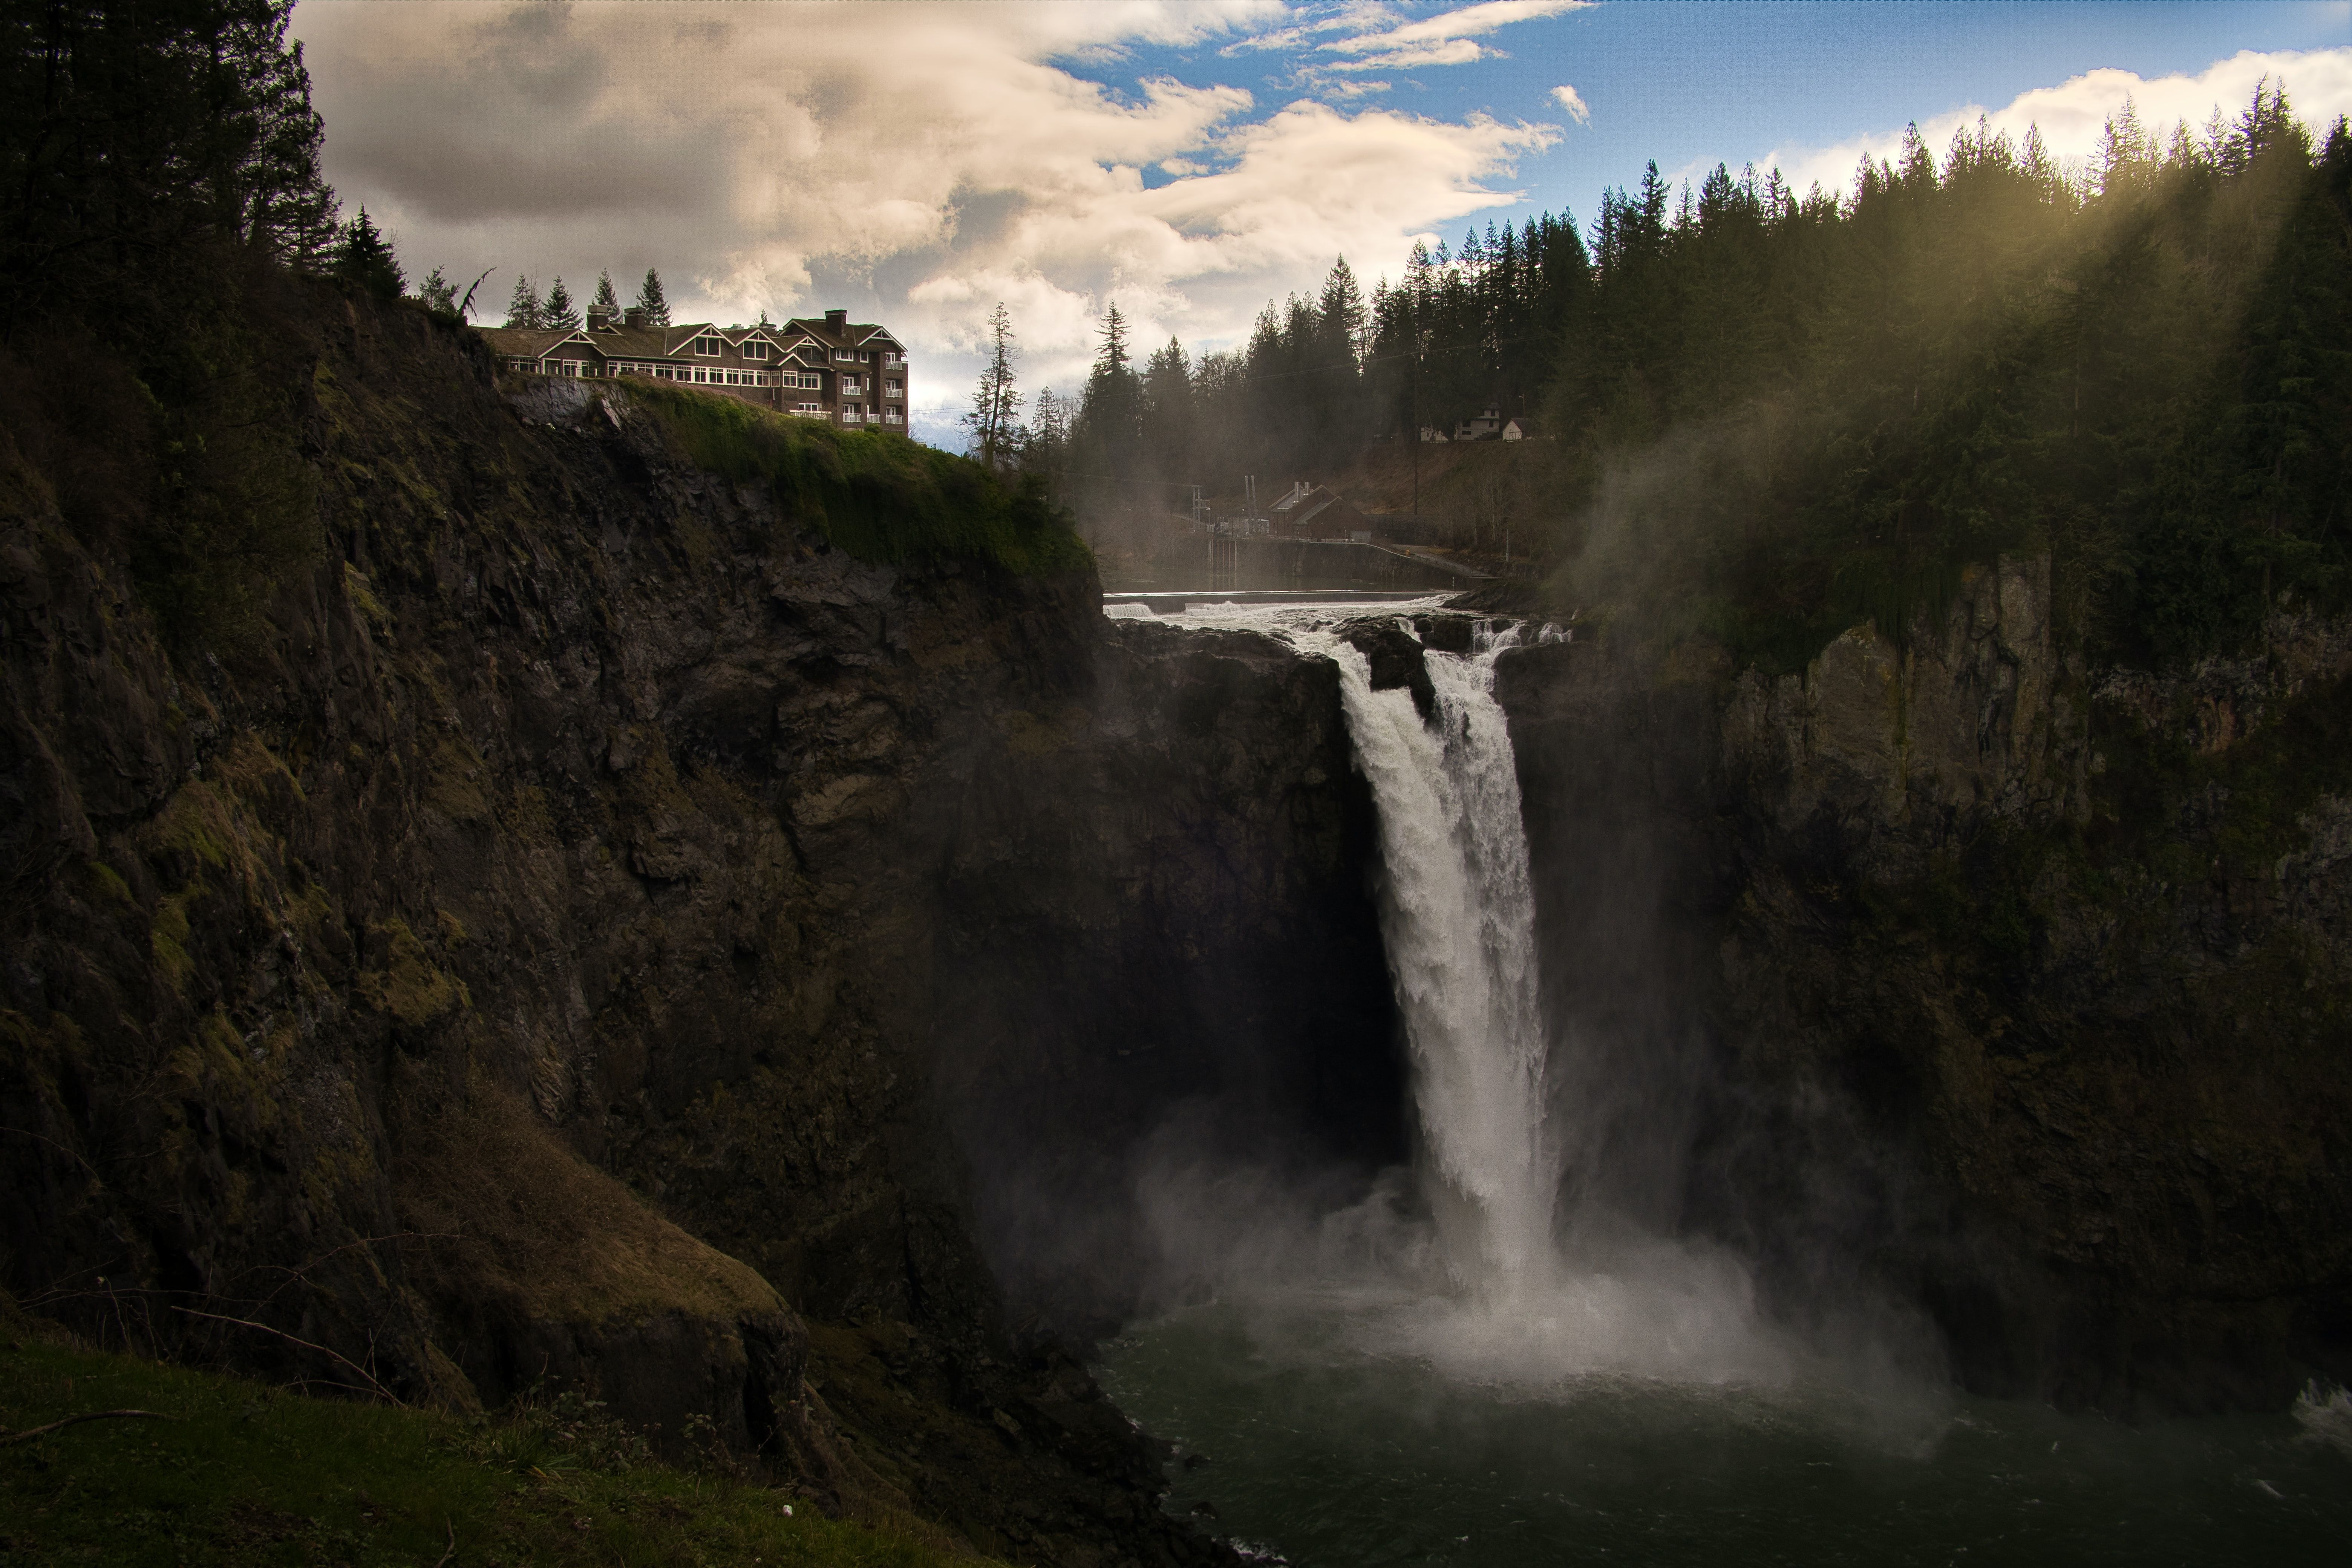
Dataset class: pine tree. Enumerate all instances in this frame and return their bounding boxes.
[2021,123,2062,203]
[237,13,339,267]
[1083,302,1143,469]
[329,206,404,300]
[542,275,581,330]
[505,273,541,328]
[593,269,620,312]
[418,264,457,318]
[961,301,1023,469]
[1142,337,1194,477]
[1022,387,1069,480]
[637,267,671,325]
[1096,301,1132,377]
[2095,97,2152,197]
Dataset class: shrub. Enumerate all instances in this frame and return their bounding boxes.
[623,381,1090,577]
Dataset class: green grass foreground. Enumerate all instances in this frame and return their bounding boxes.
[0,1310,998,1567]
[619,380,1089,579]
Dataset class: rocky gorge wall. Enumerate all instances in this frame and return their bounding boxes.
[1495,558,2352,1412]
[9,279,2346,1568]
[0,289,1401,1565]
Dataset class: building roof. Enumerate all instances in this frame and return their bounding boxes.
[477,319,886,360]
[1268,484,1366,534]
[476,325,596,358]
[778,316,905,354]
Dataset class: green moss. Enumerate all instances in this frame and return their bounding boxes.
[341,561,393,635]
[150,889,198,991]
[144,784,235,873]
[83,861,135,908]
[621,381,1090,577]
[0,1303,997,1567]
[354,919,467,1027]
[426,737,492,824]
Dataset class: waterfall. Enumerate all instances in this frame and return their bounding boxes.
[1308,623,1554,1300]
[1145,600,1791,1385]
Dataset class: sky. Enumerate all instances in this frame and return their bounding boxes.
[292,1,2352,446]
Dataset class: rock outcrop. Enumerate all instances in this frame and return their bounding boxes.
[1496,557,2352,1412]
[0,287,1399,1563]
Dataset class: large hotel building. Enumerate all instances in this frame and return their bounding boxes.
[476,306,907,430]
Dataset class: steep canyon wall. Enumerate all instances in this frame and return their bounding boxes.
[6,284,2345,1568]
[0,290,1399,1565]
[1496,560,2352,1411]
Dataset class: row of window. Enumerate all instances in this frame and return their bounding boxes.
[519,357,876,392]
[674,337,901,364]
[502,358,904,423]
[789,403,905,424]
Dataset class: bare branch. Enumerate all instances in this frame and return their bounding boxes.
[170,1306,405,1406]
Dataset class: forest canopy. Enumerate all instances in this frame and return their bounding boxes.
[1013,89,2352,669]
[0,0,345,645]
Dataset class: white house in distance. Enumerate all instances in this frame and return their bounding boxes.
[476,306,909,430]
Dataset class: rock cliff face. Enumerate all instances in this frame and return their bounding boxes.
[0,289,1398,1563]
[9,282,2342,1557]
[1496,558,2352,1411]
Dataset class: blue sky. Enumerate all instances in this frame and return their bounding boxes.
[299,1,2352,444]
[1107,2,2352,253]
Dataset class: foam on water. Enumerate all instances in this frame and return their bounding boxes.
[2295,1380,2352,1456]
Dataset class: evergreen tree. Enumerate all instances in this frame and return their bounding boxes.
[542,275,580,330]
[1141,337,1194,477]
[2,0,345,322]
[1076,302,1144,484]
[637,267,671,325]
[1312,257,1369,446]
[593,269,620,312]
[504,273,541,329]
[961,301,1023,469]
[328,206,404,300]
[1096,301,1132,377]
[418,263,457,318]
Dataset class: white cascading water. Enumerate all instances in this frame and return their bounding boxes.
[1119,599,1790,1384]
[1298,621,1556,1300]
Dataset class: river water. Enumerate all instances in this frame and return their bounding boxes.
[1096,1298,2352,1566]
[1096,600,2352,1565]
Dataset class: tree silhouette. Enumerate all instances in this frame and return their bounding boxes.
[636,267,671,325]
[503,273,541,329]
[541,275,581,330]
[961,301,1024,469]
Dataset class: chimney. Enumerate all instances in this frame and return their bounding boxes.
[586,304,613,331]
[824,308,847,331]
[623,306,646,328]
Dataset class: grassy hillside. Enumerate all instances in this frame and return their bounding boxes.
[621,380,1089,579]
[0,1303,995,1568]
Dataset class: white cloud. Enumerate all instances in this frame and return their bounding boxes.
[1309,0,1593,72]
[1551,84,1590,127]
[294,0,1553,441]
[1758,46,2352,202]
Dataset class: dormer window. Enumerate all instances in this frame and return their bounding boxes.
[742,340,767,359]
[692,335,722,356]
[834,349,858,361]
